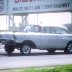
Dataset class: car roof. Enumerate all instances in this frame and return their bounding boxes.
[42,25,68,29]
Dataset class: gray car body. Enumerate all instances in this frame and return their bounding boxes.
[0,25,72,50]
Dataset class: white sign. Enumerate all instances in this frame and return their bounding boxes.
[0,0,7,15]
[0,0,72,14]
[9,0,72,13]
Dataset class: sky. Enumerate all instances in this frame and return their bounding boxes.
[0,12,71,30]
[28,12,71,25]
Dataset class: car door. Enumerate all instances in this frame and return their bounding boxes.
[55,27,69,48]
[40,27,58,49]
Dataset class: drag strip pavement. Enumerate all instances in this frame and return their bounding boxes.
[0,49,72,69]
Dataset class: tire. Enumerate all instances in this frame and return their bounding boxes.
[4,44,15,54]
[20,43,31,55]
[64,43,72,54]
[47,49,55,54]
[4,40,15,54]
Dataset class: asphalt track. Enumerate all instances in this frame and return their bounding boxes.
[0,48,72,69]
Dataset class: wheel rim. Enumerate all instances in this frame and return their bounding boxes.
[22,45,31,54]
[68,44,72,52]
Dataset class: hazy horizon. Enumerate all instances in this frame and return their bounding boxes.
[0,12,71,30]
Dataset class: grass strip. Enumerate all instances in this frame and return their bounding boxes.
[0,64,72,72]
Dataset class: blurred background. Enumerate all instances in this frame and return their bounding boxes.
[0,12,72,32]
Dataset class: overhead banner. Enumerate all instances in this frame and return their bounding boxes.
[0,0,7,15]
[0,0,72,14]
[9,0,72,13]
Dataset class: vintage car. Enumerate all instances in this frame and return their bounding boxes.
[0,25,72,55]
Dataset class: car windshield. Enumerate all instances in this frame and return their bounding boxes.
[23,25,42,32]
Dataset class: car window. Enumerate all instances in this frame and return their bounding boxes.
[55,27,69,34]
[43,27,55,33]
[32,26,42,32]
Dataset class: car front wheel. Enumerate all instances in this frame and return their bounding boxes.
[20,44,31,55]
[4,40,15,55]
[4,44,15,54]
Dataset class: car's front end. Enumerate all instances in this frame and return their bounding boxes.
[0,32,15,44]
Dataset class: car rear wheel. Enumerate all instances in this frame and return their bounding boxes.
[20,44,31,55]
[64,43,72,53]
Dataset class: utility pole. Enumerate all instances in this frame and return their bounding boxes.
[71,12,72,24]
